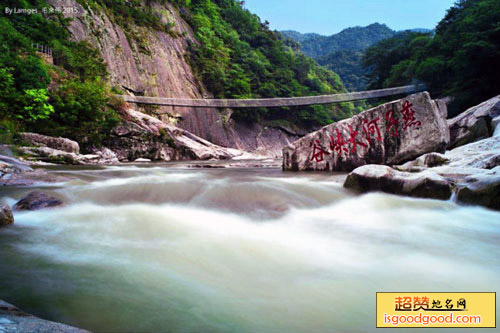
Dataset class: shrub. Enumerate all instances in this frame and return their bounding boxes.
[18,89,54,123]
[45,79,119,145]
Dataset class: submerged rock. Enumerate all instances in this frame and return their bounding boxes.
[344,165,453,200]
[0,154,33,176]
[0,154,67,186]
[19,132,80,154]
[456,172,500,210]
[0,300,88,332]
[13,191,63,211]
[0,205,14,226]
[283,92,450,172]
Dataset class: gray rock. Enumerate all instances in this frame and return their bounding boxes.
[347,97,500,210]
[435,97,450,119]
[0,299,89,332]
[19,132,80,154]
[0,154,68,186]
[395,152,450,172]
[344,165,453,200]
[456,172,500,210]
[0,154,33,174]
[13,191,63,211]
[18,146,80,165]
[17,146,120,166]
[0,205,14,226]
[447,95,500,149]
[105,109,254,162]
[0,169,67,187]
[283,92,450,172]
[79,147,120,165]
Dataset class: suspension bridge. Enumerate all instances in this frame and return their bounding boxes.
[117,84,426,109]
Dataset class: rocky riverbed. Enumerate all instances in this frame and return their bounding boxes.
[343,94,500,210]
[283,92,500,210]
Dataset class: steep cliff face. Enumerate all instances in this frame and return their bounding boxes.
[47,0,298,156]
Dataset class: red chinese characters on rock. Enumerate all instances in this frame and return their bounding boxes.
[347,125,368,153]
[329,129,349,156]
[400,100,422,130]
[385,107,399,137]
[362,117,382,144]
[309,99,421,163]
[309,140,330,162]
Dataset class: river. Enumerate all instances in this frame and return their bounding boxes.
[0,161,499,332]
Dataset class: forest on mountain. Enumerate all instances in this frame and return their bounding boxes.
[283,23,397,91]
[363,0,500,117]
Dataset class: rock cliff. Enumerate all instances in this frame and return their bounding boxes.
[47,0,297,156]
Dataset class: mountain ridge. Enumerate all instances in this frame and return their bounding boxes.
[282,23,431,91]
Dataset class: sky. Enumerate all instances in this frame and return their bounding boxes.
[244,0,457,35]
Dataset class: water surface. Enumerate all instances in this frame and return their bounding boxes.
[0,162,499,332]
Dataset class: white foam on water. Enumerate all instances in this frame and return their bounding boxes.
[2,166,500,332]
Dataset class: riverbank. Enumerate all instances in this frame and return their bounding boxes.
[2,94,500,211]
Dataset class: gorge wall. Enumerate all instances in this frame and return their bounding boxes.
[47,0,298,156]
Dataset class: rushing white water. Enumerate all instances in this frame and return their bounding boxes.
[0,163,499,332]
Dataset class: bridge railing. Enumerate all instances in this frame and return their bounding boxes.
[32,43,53,57]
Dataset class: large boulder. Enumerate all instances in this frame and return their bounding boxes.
[0,205,14,226]
[13,191,63,211]
[18,146,80,165]
[19,132,80,154]
[344,165,453,200]
[344,99,500,210]
[447,95,500,149]
[105,109,252,162]
[283,92,450,172]
[17,146,120,165]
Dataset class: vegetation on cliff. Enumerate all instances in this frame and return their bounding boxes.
[177,0,356,126]
[1,0,360,145]
[363,0,500,117]
[0,0,120,146]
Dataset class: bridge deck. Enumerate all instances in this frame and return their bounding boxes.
[118,84,425,108]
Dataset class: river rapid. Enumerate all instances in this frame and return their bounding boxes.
[0,161,499,332]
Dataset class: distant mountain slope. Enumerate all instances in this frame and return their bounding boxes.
[282,24,430,91]
[282,23,396,59]
[280,30,321,44]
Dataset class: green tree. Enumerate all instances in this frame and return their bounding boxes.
[46,79,119,145]
[363,0,500,117]
[19,89,54,123]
